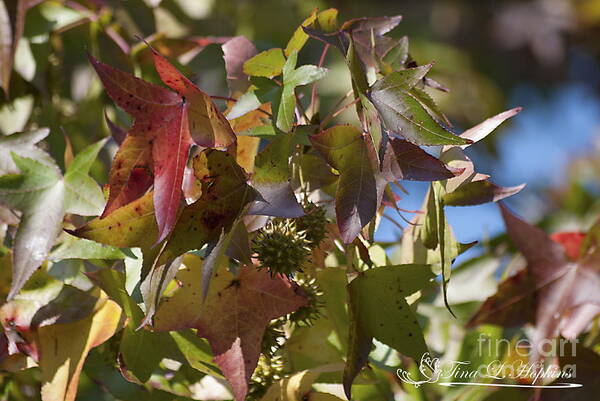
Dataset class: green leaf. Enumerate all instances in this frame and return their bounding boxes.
[443,180,525,206]
[422,184,439,250]
[317,267,349,351]
[316,8,339,32]
[87,267,173,383]
[370,68,471,146]
[169,330,221,377]
[63,138,107,216]
[343,264,432,399]
[227,77,280,120]
[285,9,318,56]
[371,65,432,92]
[0,128,54,174]
[50,233,126,261]
[120,326,174,383]
[0,154,64,300]
[248,133,303,217]
[409,86,451,127]
[276,51,327,132]
[359,94,383,162]
[227,90,262,120]
[346,36,369,95]
[381,36,409,72]
[351,265,431,357]
[243,48,286,77]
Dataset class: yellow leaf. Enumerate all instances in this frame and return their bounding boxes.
[38,293,121,401]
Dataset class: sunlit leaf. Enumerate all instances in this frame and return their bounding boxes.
[154,255,308,401]
[344,264,432,399]
[243,48,286,78]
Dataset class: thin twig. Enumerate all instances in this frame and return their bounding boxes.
[211,95,273,118]
[295,92,310,124]
[383,213,405,232]
[319,97,360,129]
[210,95,237,102]
[310,43,330,118]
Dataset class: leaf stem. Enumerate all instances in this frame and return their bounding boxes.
[319,97,360,129]
[210,95,273,118]
[310,43,330,118]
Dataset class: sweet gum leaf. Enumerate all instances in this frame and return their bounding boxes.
[243,48,286,78]
[0,154,64,300]
[247,133,304,218]
[310,125,378,243]
[155,255,308,401]
[344,264,432,399]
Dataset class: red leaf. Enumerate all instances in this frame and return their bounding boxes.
[550,232,586,261]
[90,51,237,240]
[154,259,307,401]
[152,105,193,243]
[101,135,154,217]
[149,48,236,148]
[88,55,181,121]
[469,204,600,363]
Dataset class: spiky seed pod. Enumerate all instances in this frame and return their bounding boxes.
[248,354,284,400]
[252,220,311,276]
[287,274,323,326]
[261,319,286,358]
[295,202,328,248]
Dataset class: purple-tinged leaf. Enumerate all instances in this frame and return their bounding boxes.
[222,36,257,93]
[384,138,461,181]
[469,204,600,364]
[459,107,522,147]
[104,110,127,145]
[155,257,308,401]
[311,125,378,243]
[248,134,303,218]
[443,180,525,206]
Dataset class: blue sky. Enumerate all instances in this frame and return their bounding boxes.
[376,82,600,248]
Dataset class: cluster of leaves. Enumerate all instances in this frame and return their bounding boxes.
[0,3,599,401]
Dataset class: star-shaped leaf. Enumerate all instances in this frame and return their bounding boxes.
[343,264,433,399]
[90,48,236,243]
[276,51,327,132]
[468,205,600,363]
[0,138,107,299]
[0,128,54,174]
[369,66,470,146]
[247,133,304,218]
[72,149,258,317]
[154,255,308,401]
